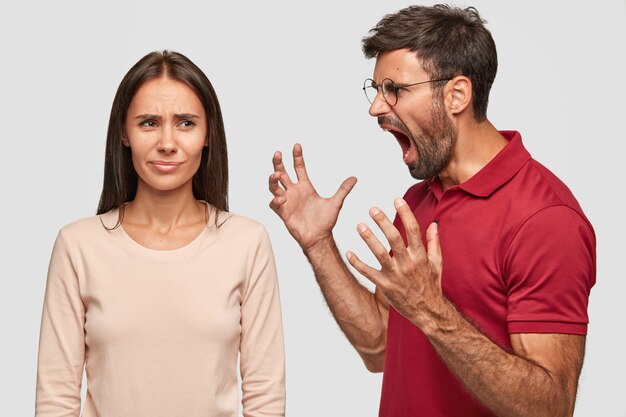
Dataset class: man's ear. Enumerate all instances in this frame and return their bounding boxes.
[445,75,472,116]
[121,132,130,147]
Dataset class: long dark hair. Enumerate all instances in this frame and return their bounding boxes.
[97,50,228,216]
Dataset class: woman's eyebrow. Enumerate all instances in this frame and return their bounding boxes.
[173,113,200,120]
[134,114,161,120]
[133,113,200,119]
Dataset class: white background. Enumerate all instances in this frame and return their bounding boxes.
[1,1,624,416]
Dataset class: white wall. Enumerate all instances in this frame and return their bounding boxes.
[1,1,624,415]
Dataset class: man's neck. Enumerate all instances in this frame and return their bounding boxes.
[438,119,508,190]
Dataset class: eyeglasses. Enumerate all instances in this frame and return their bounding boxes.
[363,77,451,106]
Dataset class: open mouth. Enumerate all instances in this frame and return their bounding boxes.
[389,130,411,160]
[378,117,416,164]
[381,127,414,164]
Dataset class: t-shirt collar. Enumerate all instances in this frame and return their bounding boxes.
[428,131,531,198]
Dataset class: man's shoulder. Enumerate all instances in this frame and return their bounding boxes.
[512,158,589,222]
[525,159,582,208]
[503,157,594,236]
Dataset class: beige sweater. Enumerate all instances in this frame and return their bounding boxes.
[36,207,285,417]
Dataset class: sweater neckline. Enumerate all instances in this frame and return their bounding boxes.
[99,201,221,262]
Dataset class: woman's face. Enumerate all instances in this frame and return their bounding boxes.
[124,76,207,195]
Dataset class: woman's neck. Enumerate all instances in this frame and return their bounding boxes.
[123,181,206,233]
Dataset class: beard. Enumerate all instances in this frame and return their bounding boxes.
[379,97,457,180]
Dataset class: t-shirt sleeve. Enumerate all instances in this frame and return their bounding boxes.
[503,205,595,335]
[35,229,85,416]
[240,226,285,417]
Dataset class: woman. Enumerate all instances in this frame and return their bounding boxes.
[35,51,285,417]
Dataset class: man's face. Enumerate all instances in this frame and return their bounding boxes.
[369,49,456,180]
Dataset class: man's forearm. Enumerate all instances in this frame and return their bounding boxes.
[304,236,388,371]
[417,298,579,417]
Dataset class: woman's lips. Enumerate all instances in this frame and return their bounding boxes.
[150,161,183,173]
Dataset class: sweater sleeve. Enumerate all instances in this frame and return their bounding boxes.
[35,230,85,417]
[240,226,286,417]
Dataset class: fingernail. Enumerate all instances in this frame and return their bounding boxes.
[369,207,381,216]
[357,223,368,233]
[394,198,405,207]
[345,251,352,260]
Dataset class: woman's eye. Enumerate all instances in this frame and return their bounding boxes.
[179,120,196,128]
[140,120,157,128]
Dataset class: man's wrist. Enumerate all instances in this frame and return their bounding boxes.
[413,295,458,338]
[302,235,336,259]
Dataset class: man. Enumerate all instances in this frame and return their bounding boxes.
[269,5,595,417]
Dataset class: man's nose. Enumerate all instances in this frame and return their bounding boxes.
[368,91,392,117]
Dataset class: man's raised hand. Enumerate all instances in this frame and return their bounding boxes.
[269,143,357,251]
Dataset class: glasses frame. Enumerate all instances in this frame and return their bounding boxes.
[363,77,452,106]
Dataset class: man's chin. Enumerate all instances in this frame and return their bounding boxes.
[408,164,431,180]
[409,158,448,180]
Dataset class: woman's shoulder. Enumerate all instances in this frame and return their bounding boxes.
[211,208,270,241]
[215,211,265,233]
[58,209,119,241]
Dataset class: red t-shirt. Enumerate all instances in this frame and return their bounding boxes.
[378,131,596,417]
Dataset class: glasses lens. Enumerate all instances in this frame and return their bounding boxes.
[381,79,397,106]
[363,79,377,104]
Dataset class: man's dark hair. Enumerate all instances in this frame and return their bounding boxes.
[362,4,497,122]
